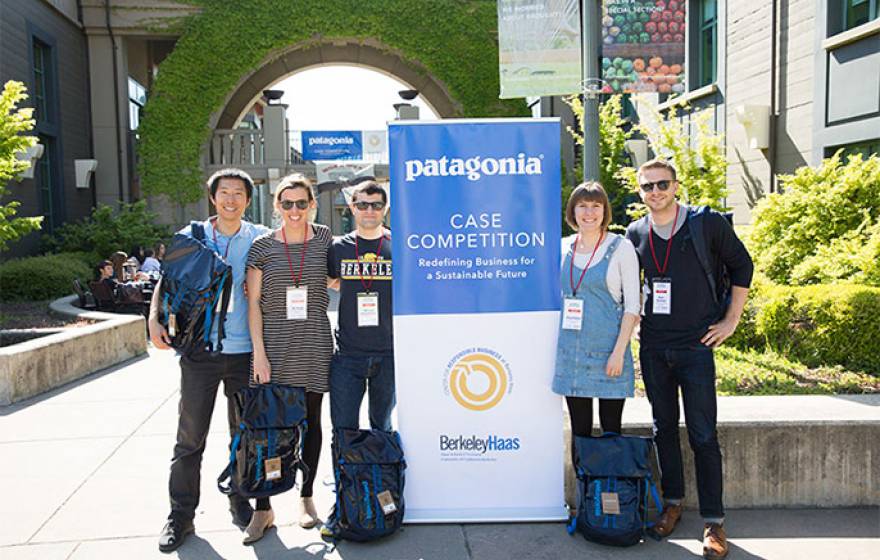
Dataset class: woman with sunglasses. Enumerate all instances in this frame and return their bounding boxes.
[244,173,333,543]
[552,182,641,501]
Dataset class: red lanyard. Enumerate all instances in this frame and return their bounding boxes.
[648,204,680,276]
[281,222,309,287]
[210,218,237,260]
[569,232,605,296]
[355,232,386,292]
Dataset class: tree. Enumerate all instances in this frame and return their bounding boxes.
[0,81,42,251]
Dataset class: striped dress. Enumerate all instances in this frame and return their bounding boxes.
[246,224,333,392]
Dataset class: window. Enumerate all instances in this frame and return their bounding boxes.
[827,138,880,159]
[696,0,718,88]
[128,77,146,131]
[843,0,878,31]
[32,39,50,123]
[36,134,58,233]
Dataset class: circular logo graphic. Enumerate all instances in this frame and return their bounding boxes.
[447,351,509,411]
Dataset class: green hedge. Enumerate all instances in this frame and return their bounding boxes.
[0,252,95,302]
[730,281,880,374]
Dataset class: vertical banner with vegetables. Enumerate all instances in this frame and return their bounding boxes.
[497,0,582,98]
[601,0,687,95]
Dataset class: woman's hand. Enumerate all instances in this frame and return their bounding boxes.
[605,349,625,377]
[253,352,271,384]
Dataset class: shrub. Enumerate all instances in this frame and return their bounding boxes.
[43,200,169,259]
[752,283,880,373]
[750,152,880,285]
[0,252,93,302]
[0,80,43,251]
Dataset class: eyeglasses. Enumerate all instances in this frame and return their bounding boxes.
[639,180,673,193]
[353,201,386,211]
[279,199,310,210]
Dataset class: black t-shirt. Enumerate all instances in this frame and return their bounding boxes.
[328,232,393,355]
[626,208,754,350]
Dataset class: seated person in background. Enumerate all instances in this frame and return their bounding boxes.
[140,248,162,273]
[96,260,117,289]
[109,251,128,280]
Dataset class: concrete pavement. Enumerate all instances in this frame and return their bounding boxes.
[1,348,877,560]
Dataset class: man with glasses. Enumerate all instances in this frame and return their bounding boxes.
[149,168,270,553]
[327,181,395,433]
[625,159,753,560]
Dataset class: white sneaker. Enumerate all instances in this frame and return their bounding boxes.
[299,497,319,528]
[243,509,274,545]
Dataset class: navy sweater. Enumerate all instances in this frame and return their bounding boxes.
[625,207,754,350]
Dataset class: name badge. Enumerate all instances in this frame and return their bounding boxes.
[652,277,672,315]
[286,286,308,320]
[357,292,379,327]
[562,298,584,330]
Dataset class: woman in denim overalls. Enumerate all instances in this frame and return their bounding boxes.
[553,183,641,475]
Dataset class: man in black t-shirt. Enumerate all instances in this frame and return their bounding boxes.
[625,160,753,560]
[327,182,394,432]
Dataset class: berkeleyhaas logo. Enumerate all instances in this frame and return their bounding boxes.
[404,153,543,182]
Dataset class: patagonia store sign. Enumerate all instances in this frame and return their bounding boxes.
[390,119,565,523]
[301,130,363,160]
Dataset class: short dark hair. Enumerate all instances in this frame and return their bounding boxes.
[637,158,677,182]
[351,181,387,205]
[207,168,254,200]
[564,182,612,231]
[275,173,315,203]
[143,248,154,258]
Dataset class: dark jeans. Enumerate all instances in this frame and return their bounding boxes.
[168,351,250,522]
[329,353,396,431]
[640,346,724,519]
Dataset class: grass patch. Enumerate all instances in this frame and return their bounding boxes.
[631,341,879,396]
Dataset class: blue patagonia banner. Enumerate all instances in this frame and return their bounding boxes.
[301,130,363,160]
[390,119,565,523]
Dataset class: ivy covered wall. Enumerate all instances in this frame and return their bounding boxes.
[139,0,527,203]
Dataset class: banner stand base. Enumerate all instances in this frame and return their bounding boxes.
[404,506,568,524]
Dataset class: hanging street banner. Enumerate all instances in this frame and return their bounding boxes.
[601,0,687,94]
[497,0,582,99]
[389,119,565,522]
[301,130,363,160]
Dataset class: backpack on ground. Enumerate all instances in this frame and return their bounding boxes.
[326,428,406,542]
[217,384,309,499]
[159,222,233,357]
[687,205,735,319]
[567,433,663,547]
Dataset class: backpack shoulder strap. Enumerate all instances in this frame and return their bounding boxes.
[687,205,718,304]
[190,221,206,241]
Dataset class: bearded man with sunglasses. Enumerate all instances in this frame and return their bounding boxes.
[327,182,395,433]
[625,159,753,560]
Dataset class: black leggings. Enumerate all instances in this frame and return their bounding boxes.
[566,396,625,470]
[256,391,323,510]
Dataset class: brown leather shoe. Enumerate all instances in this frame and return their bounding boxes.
[703,523,729,560]
[652,503,682,538]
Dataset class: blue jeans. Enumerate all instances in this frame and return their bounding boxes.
[640,347,724,519]
[329,353,396,431]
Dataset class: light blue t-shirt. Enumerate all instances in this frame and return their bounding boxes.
[179,219,270,354]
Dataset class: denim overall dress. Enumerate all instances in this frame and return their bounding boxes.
[552,234,635,398]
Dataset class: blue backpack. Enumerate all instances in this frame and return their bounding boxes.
[568,434,663,547]
[217,384,309,498]
[326,428,406,541]
[159,222,232,357]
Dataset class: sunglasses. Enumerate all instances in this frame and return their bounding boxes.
[639,180,673,193]
[353,201,386,211]
[279,199,310,210]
